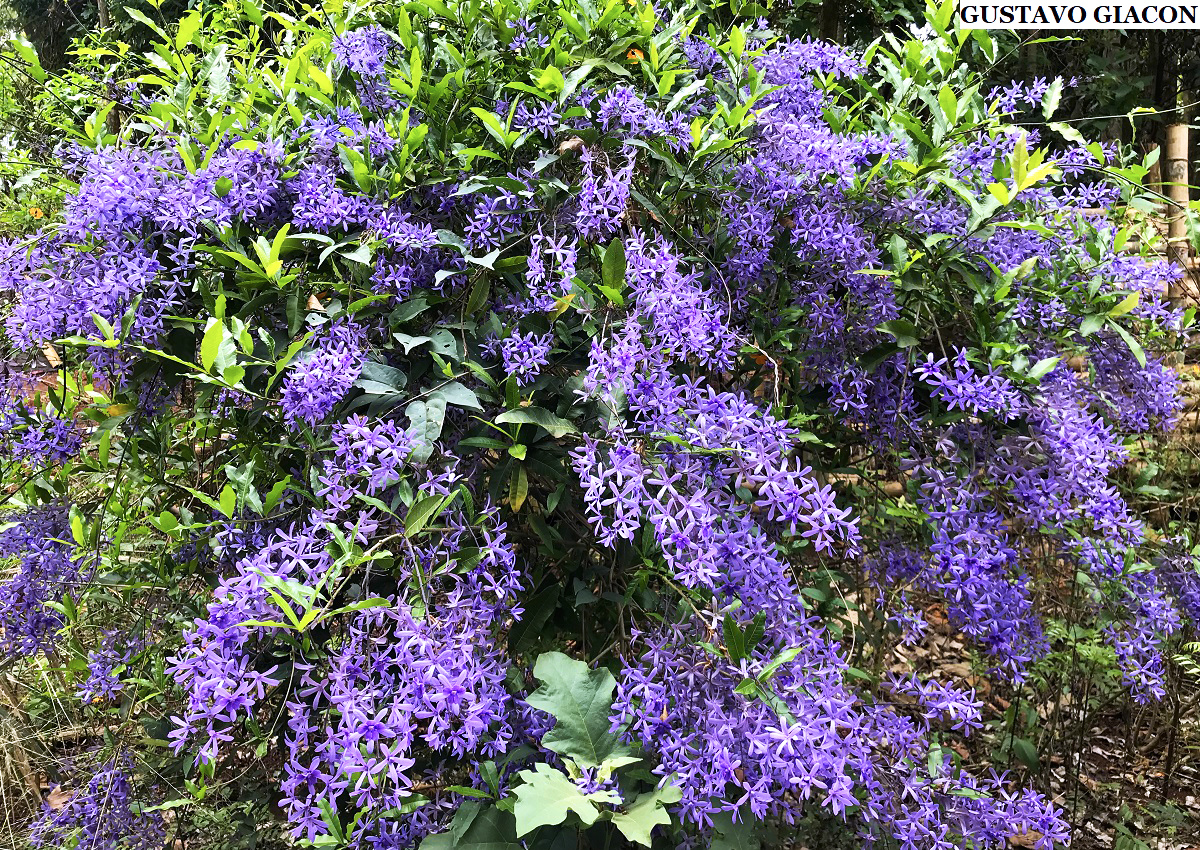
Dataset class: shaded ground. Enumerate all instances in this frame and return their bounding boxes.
[896,614,1200,850]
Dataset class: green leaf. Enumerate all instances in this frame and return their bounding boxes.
[610,785,683,846]
[444,785,493,800]
[758,646,803,682]
[182,485,225,516]
[470,108,511,148]
[406,492,455,537]
[407,395,448,463]
[559,8,588,41]
[218,483,237,519]
[507,586,561,653]
[466,275,491,314]
[1048,121,1086,146]
[494,407,577,438]
[722,613,746,662]
[508,465,529,512]
[467,249,501,271]
[1041,77,1063,119]
[596,283,625,307]
[419,803,522,850]
[986,182,1010,206]
[1109,320,1147,367]
[1026,356,1061,382]
[1011,737,1040,771]
[937,84,957,125]
[728,25,746,58]
[126,8,170,40]
[511,764,602,836]
[176,11,202,51]
[536,65,566,95]
[431,381,483,411]
[359,361,407,391]
[11,35,46,82]
[525,652,630,767]
[144,797,195,813]
[733,678,759,696]
[394,333,435,354]
[602,237,627,293]
[744,612,765,654]
[432,330,460,359]
[710,811,762,850]
[92,313,116,341]
[70,510,86,547]
[1109,291,1139,318]
[200,319,235,374]
[330,597,393,616]
[878,319,920,348]
[224,460,262,514]
[1079,314,1105,337]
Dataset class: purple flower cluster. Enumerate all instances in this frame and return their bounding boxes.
[463,169,536,252]
[316,414,413,506]
[916,349,1023,418]
[596,86,690,149]
[0,390,82,465]
[988,75,1077,114]
[281,583,518,844]
[513,99,560,138]
[0,507,91,657]
[575,147,634,239]
[523,228,577,311]
[499,330,552,386]
[333,26,400,112]
[573,374,859,587]
[614,614,1069,846]
[2,137,284,386]
[169,380,527,843]
[506,17,548,52]
[165,521,325,765]
[281,319,367,428]
[30,755,165,850]
[77,630,141,704]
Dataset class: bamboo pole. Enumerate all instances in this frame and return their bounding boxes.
[1166,123,1192,302]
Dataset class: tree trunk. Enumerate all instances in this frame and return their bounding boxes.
[96,0,122,138]
[819,0,840,42]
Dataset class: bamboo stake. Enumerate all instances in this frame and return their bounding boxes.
[1166,123,1191,302]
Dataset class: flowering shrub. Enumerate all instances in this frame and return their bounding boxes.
[0,0,1196,848]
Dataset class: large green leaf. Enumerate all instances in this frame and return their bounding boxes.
[405,492,456,537]
[495,407,577,438]
[511,764,610,837]
[710,811,762,850]
[420,803,522,850]
[610,785,682,846]
[602,237,627,292]
[525,652,630,767]
[406,395,448,463]
[431,380,482,411]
